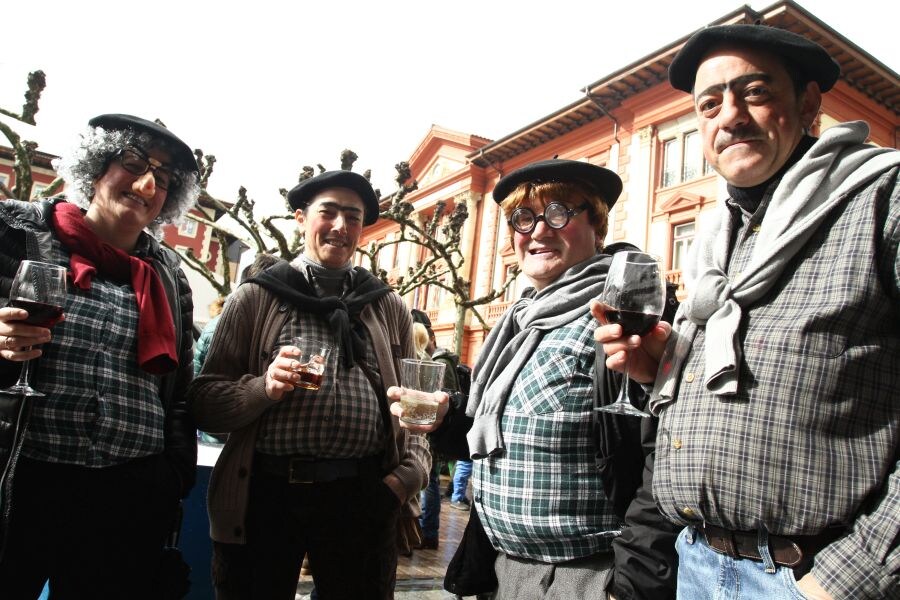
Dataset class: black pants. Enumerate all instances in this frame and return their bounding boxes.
[212,468,400,600]
[0,454,180,600]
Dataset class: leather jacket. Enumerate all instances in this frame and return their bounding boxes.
[0,198,197,548]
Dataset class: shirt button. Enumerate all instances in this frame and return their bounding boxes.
[234,526,243,537]
[238,467,248,478]
[681,507,698,519]
[673,439,683,450]
[685,372,695,383]
[752,224,761,233]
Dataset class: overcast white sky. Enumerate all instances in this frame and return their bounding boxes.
[2,0,896,215]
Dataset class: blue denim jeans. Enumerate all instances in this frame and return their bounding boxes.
[676,527,808,600]
[452,459,473,503]
[419,460,441,540]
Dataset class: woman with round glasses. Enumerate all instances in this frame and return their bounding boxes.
[454,159,677,599]
[0,114,200,598]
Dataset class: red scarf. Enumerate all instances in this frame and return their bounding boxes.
[51,202,178,374]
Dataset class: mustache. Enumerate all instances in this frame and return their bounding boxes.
[715,126,765,152]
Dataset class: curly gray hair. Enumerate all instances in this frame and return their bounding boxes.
[53,125,201,235]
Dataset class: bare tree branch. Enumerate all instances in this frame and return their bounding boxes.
[1,68,514,356]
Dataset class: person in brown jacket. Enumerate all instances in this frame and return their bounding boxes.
[188,170,446,599]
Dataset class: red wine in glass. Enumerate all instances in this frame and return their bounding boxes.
[595,252,665,418]
[601,308,661,338]
[1,260,68,397]
[9,299,64,328]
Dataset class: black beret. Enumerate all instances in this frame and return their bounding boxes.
[668,24,840,93]
[410,309,432,328]
[287,170,380,226]
[492,159,622,208]
[88,113,198,173]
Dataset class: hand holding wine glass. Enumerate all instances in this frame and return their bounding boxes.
[595,252,665,417]
[0,260,68,397]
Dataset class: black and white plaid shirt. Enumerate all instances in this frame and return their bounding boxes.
[255,303,385,458]
[22,237,165,466]
[654,166,899,597]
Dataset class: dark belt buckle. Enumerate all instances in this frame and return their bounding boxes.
[288,458,314,484]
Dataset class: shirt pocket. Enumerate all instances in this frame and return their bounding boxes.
[747,310,848,359]
[513,351,585,416]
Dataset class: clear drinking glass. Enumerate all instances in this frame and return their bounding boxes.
[595,252,665,418]
[399,358,446,425]
[1,260,68,397]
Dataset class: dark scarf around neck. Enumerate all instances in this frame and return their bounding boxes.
[728,135,817,207]
[248,260,392,368]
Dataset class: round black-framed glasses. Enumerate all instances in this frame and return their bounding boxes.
[508,201,590,235]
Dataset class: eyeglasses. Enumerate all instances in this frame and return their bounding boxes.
[508,202,590,235]
[113,147,180,191]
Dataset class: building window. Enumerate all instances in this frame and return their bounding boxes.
[660,130,710,188]
[30,184,47,199]
[426,280,449,308]
[672,222,695,271]
[661,138,679,188]
[502,263,519,302]
[392,239,404,270]
[682,131,703,182]
[377,234,396,272]
[178,219,198,237]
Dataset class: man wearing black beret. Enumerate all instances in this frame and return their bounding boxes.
[596,23,900,600]
[189,170,446,599]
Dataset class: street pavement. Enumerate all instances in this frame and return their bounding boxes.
[296,578,463,599]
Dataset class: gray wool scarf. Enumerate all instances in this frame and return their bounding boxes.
[652,121,900,405]
[466,254,611,459]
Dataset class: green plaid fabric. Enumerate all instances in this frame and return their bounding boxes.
[256,310,386,458]
[474,312,620,562]
[22,237,165,466]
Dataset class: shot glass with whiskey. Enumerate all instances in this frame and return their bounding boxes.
[290,337,333,391]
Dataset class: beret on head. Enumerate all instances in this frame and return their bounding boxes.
[668,24,840,93]
[410,309,432,328]
[88,113,199,173]
[287,170,380,226]
[492,159,622,208]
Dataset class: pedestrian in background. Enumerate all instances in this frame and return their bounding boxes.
[410,309,466,550]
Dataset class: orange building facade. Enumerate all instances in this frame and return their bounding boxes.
[356,0,900,366]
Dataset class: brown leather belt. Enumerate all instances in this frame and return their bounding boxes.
[254,453,381,484]
[700,523,845,569]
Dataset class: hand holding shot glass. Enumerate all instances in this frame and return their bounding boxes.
[290,337,332,390]
[398,358,446,425]
[265,337,333,401]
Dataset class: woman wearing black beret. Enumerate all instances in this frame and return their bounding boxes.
[0,114,200,598]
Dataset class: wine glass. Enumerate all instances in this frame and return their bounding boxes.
[0,260,68,397]
[595,252,665,418]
